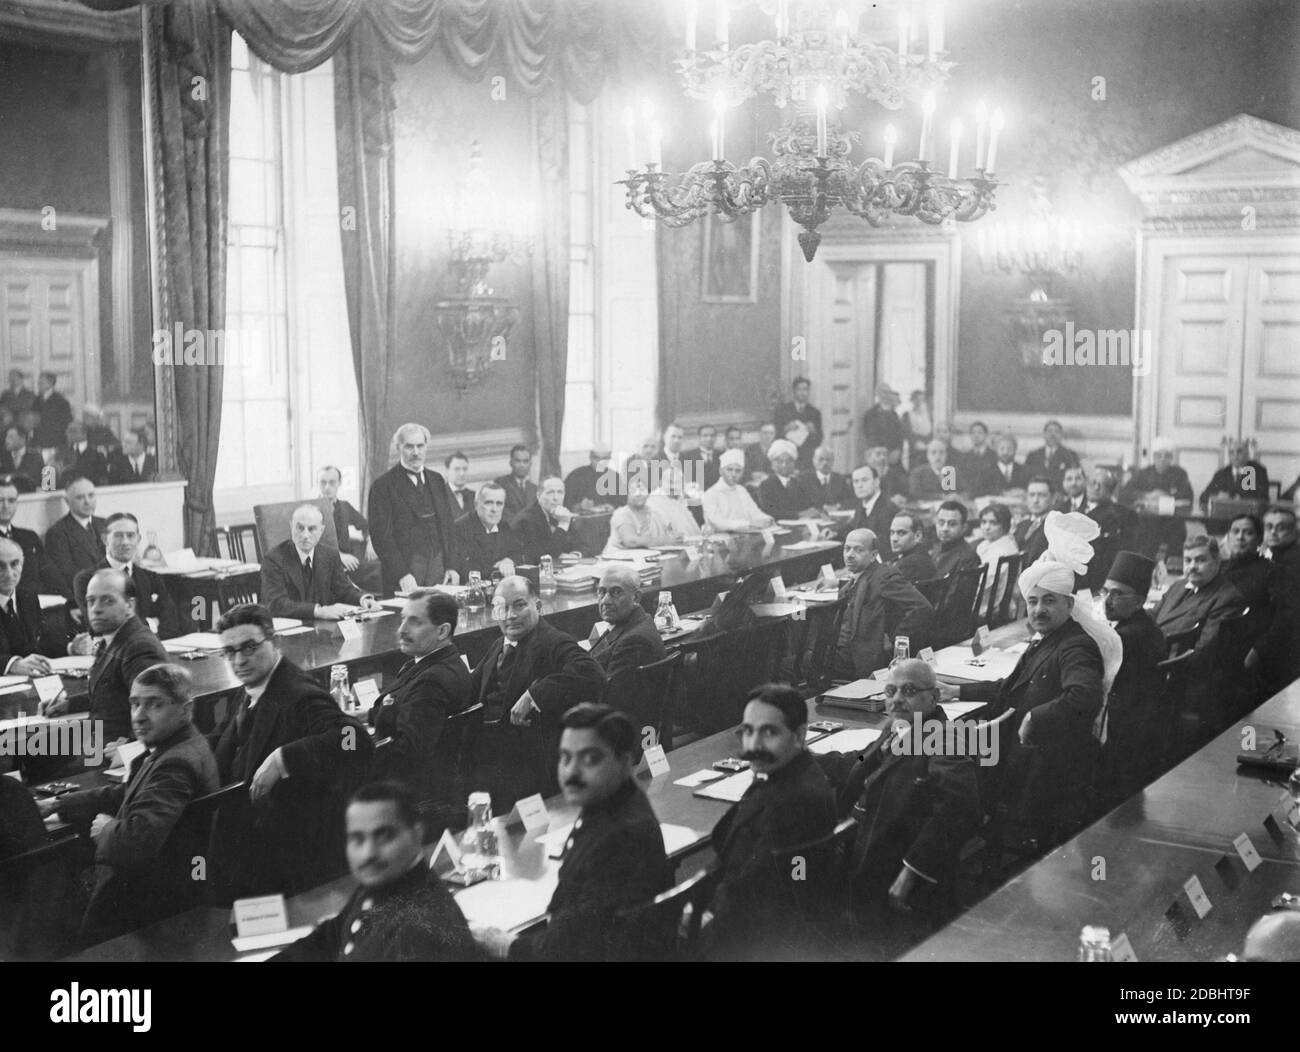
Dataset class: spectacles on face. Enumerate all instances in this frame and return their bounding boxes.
[492,598,533,617]
[882,683,933,699]
[221,637,270,660]
[596,586,628,600]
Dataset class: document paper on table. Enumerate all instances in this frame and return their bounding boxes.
[693,768,755,802]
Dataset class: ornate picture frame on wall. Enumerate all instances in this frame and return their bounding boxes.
[701,209,760,303]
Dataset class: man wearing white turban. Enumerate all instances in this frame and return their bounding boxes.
[703,450,775,532]
[756,439,818,521]
[939,512,1119,850]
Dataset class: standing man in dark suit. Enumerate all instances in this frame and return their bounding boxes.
[472,704,670,962]
[444,451,475,519]
[260,504,373,621]
[39,663,220,944]
[317,464,380,594]
[495,444,537,526]
[57,422,108,487]
[844,465,896,540]
[706,684,837,960]
[888,513,938,585]
[800,446,852,510]
[689,426,721,493]
[45,569,169,743]
[1013,477,1056,567]
[0,426,44,491]
[468,575,605,811]
[72,512,182,639]
[862,383,904,467]
[453,483,522,581]
[31,371,72,450]
[368,591,475,833]
[368,423,460,594]
[0,477,61,595]
[589,565,667,680]
[105,430,156,486]
[832,529,932,679]
[0,537,60,677]
[1022,420,1081,491]
[774,377,823,472]
[44,475,106,601]
[207,603,373,901]
[514,476,585,563]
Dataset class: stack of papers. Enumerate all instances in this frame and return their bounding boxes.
[931,645,1020,682]
[163,633,225,653]
[782,539,840,550]
[693,768,755,802]
[48,655,95,674]
[808,727,883,755]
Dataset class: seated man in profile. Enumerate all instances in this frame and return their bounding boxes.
[702,450,774,532]
[588,564,667,679]
[471,704,670,962]
[929,501,981,578]
[1151,535,1246,666]
[261,504,377,621]
[888,513,938,585]
[453,482,522,582]
[272,781,475,962]
[833,529,932,679]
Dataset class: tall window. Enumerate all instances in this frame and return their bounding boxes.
[561,99,597,462]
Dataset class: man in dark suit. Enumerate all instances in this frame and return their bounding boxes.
[105,430,156,486]
[888,513,938,585]
[317,464,380,594]
[272,781,474,962]
[930,501,982,579]
[833,529,933,679]
[495,444,537,526]
[707,684,837,960]
[0,477,62,595]
[1119,438,1193,506]
[31,371,72,450]
[1059,465,1089,514]
[0,537,61,677]
[743,423,777,485]
[981,434,1029,494]
[1013,477,1056,567]
[843,464,896,541]
[72,512,181,639]
[43,569,169,743]
[799,446,852,510]
[368,423,460,593]
[1200,438,1269,511]
[941,562,1106,848]
[56,422,108,487]
[453,483,523,582]
[0,426,44,491]
[564,449,621,510]
[472,705,671,961]
[45,475,106,601]
[0,370,34,421]
[1096,552,1169,806]
[515,476,585,563]
[40,663,220,944]
[207,603,373,901]
[261,504,371,621]
[862,384,904,465]
[1082,467,1138,591]
[774,377,824,472]
[1022,420,1081,491]
[1152,536,1247,668]
[369,591,475,832]
[444,451,476,519]
[959,422,998,494]
[589,565,667,680]
[687,425,721,493]
[757,439,817,520]
[468,576,605,811]
[908,439,965,501]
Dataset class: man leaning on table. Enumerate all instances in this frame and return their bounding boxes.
[261,503,378,621]
[472,704,670,961]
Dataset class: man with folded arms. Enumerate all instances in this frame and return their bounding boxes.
[515,476,585,563]
[262,504,376,621]
[272,781,475,962]
[929,501,981,579]
[833,529,932,679]
[74,512,181,639]
[703,449,775,532]
[39,663,219,944]
[472,704,670,962]
[453,482,521,582]
[588,565,666,679]
[888,513,938,585]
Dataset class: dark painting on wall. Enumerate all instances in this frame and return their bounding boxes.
[701,210,760,302]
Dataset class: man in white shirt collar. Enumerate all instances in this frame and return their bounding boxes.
[0,537,51,676]
[66,475,97,530]
[1060,465,1088,513]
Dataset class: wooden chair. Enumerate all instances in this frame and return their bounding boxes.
[930,563,988,648]
[985,552,1023,628]
[786,593,849,694]
[381,702,484,840]
[0,834,85,960]
[764,816,859,959]
[614,868,716,961]
[600,651,682,757]
[1156,649,1198,767]
[1163,622,1201,659]
[223,523,261,563]
[914,577,947,607]
[673,619,787,735]
[216,573,260,614]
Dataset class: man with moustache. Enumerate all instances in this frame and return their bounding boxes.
[468,576,604,810]
[706,683,837,960]
[368,590,475,834]
[1058,465,1088,514]
[471,704,670,961]
[832,529,932,679]
[702,449,775,532]
[981,434,1029,494]
[588,564,667,680]
[930,502,981,579]
[1013,477,1056,566]
[515,476,586,562]
[888,513,938,585]
[453,482,522,581]
[1152,536,1246,666]
[272,781,475,962]
[73,513,181,638]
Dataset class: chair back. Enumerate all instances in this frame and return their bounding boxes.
[223,523,262,563]
[787,593,849,692]
[217,573,260,614]
[763,816,857,958]
[986,552,1024,627]
[914,577,947,606]
[932,563,988,648]
[600,651,682,757]
[614,868,716,962]
[0,835,84,960]
[1155,649,1197,765]
[1163,622,1201,658]
[415,702,484,837]
[674,619,787,734]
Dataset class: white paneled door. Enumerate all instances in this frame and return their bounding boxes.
[0,256,97,415]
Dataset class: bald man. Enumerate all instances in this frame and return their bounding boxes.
[588,565,667,680]
[0,536,60,677]
[261,504,372,621]
[1240,911,1300,962]
[833,529,932,679]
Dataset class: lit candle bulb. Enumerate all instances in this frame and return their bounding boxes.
[918,92,936,163]
[928,3,945,59]
[815,85,829,156]
[624,106,637,168]
[987,108,1005,173]
[947,119,962,178]
[649,120,663,167]
[685,0,697,51]
[974,101,989,169]
[898,10,909,58]
[835,9,850,48]
[641,99,655,166]
[775,0,789,38]
[883,124,897,169]
[712,93,727,161]
[717,0,729,48]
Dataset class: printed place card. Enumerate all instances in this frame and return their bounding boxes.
[643,744,670,778]
[337,619,362,641]
[33,675,64,704]
[1233,831,1262,872]
[513,793,549,832]
[1110,932,1138,962]
[1183,875,1213,919]
[353,678,381,710]
[233,894,289,939]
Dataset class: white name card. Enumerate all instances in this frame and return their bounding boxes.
[1110,932,1138,962]
[337,618,362,641]
[643,744,671,778]
[919,647,937,666]
[353,678,381,710]
[429,827,463,876]
[1232,832,1262,872]
[1156,495,1176,515]
[233,893,289,939]
[33,675,64,704]
[976,625,991,646]
[513,793,549,832]
[769,575,788,598]
[1183,875,1212,919]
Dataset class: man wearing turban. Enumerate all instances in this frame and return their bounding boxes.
[703,449,775,532]
[756,439,818,521]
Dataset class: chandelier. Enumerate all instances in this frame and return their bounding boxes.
[621,0,1005,261]
[435,141,532,395]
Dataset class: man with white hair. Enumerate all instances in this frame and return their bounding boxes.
[261,504,375,620]
[1118,437,1193,506]
[938,513,1117,848]
[368,423,460,593]
[756,439,817,520]
[703,449,774,532]
[799,446,852,510]
[1199,438,1269,511]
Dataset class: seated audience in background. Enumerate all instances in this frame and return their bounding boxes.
[833,529,933,679]
[32,371,72,450]
[607,479,681,550]
[50,569,170,744]
[757,439,817,520]
[1095,552,1168,807]
[57,421,108,487]
[689,424,721,491]
[589,564,667,679]
[930,501,981,578]
[1082,466,1138,591]
[565,448,621,511]
[0,477,61,595]
[908,439,963,502]
[799,446,852,510]
[40,663,219,945]
[1022,419,1080,491]
[0,369,34,420]
[646,476,703,540]
[744,422,777,484]
[468,576,604,811]
[0,537,59,677]
[1220,512,1271,619]
[703,450,774,532]
[1118,437,1193,506]
[516,476,585,562]
[141,422,158,460]
[1058,465,1088,513]
[1014,476,1056,566]
[888,513,938,585]
[866,443,909,506]
[982,433,1028,494]
[1200,438,1269,510]
[45,476,106,602]
[272,781,474,962]
[1152,536,1247,666]
[106,429,156,486]
[960,422,999,494]
[368,423,460,592]
[261,504,374,621]
[472,704,670,962]
[774,377,823,472]
[621,433,662,494]
[0,426,43,491]
[823,659,980,955]
[706,684,837,961]
[207,603,373,901]
[81,406,117,452]
[453,482,522,581]
[495,444,537,526]
[444,451,474,518]
[862,383,904,464]
[74,512,181,639]
[317,465,379,591]
[844,464,895,540]
[368,591,475,834]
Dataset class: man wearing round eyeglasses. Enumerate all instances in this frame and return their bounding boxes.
[468,576,605,810]
[207,603,373,902]
[588,565,665,679]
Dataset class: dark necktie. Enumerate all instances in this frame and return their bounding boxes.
[410,471,424,490]
[233,689,252,744]
[303,557,314,594]
[93,638,107,662]
[496,641,516,673]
